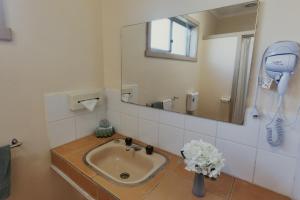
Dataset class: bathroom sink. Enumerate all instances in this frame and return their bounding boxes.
[84,139,167,185]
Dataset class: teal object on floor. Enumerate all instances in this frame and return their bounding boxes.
[0,145,11,200]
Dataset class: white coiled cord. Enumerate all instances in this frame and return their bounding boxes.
[266,117,284,147]
[265,99,300,147]
[265,96,284,147]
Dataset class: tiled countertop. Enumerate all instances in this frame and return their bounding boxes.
[51,133,290,200]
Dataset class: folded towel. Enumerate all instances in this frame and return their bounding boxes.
[0,145,11,200]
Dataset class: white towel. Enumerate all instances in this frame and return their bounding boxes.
[80,99,98,112]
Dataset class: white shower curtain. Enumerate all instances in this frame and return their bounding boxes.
[231,36,254,124]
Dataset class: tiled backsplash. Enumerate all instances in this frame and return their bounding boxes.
[44,92,106,148]
[106,89,299,198]
[45,89,300,198]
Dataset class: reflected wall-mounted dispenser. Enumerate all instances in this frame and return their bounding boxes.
[186,91,199,113]
[68,89,103,111]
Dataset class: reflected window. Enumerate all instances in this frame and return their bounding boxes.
[146,16,199,61]
[150,19,171,51]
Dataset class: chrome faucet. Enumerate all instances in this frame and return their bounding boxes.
[124,137,142,152]
[126,144,142,151]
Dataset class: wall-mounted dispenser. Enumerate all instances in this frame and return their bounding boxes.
[252,41,300,147]
[68,89,103,111]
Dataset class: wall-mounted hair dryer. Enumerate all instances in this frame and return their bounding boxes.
[264,41,299,98]
[252,41,300,147]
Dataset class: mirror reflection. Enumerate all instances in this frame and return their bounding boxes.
[121,1,258,125]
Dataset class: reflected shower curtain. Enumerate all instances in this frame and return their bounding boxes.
[231,36,254,124]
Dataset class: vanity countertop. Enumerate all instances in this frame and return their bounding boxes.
[51,133,290,200]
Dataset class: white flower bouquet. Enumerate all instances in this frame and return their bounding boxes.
[181,140,225,179]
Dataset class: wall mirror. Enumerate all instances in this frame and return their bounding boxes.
[121,1,259,125]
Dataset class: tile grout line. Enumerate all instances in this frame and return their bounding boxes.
[251,120,262,184]
[227,178,236,200]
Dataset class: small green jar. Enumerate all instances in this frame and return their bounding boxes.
[95,126,114,138]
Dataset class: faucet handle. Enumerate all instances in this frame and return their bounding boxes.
[125,137,133,146]
[146,145,154,155]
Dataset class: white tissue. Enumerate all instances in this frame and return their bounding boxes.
[80,99,98,112]
[162,99,172,111]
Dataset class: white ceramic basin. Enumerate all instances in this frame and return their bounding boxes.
[84,139,167,185]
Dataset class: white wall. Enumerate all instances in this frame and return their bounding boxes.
[0,0,104,199]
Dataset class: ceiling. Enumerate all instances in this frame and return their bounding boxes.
[210,1,258,19]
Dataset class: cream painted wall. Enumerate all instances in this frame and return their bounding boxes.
[102,0,251,89]
[215,12,257,34]
[198,36,238,121]
[122,23,201,113]
[121,13,208,114]
[121,22,239,120]
[0,0,103,199]
[102,0,300,113]
[192,11,217,38]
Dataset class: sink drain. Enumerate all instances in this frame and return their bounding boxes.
[120,172,130,179]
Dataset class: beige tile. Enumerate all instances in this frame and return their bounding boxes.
[52,134,121,156]
[174,163,234,199]
[206,173,234,199]
[144,171,224,200]
[230,179,291,200]
[52,135,101,156]
[92,165,168,200]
